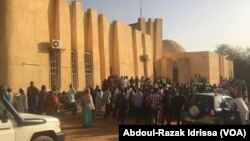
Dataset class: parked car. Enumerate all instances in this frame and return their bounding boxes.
[0,87,65,141]
[183,92,241,124]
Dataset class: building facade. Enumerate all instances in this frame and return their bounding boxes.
[0,0,233,92]
[161,40,233,85]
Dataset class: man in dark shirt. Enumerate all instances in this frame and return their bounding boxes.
[116,89,127,124]
[27,81,39,114]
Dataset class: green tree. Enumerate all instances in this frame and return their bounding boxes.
[215,44,250,83]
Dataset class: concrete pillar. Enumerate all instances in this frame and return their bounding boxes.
[98,14,110,82]
[70,1,86,90]
[146,18,154,37]
[132,29,144,77]
[86,8,101,88]
[138,18,146,33]
[153,19,163,79]
[55,0,72,91]
[142,34,154,81]
[111,21,120,76]
[112,21,134,77]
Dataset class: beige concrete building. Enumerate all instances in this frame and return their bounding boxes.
[0,0,233,93]
[161,40,233,84]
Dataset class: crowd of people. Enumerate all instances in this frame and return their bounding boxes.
[1,74,249,127]
[87,75,249,125]
[1,82,78,117]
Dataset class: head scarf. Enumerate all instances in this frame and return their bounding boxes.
[82,88,95,110]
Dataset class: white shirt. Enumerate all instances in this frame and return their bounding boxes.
[232,97,249,123]
[68,87,76,103]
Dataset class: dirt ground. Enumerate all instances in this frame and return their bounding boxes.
[59,113,119,141]
[58,102,250,141]
[58,108,128,141]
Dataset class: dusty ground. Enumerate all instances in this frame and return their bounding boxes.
[58,102,250,141]
[59,114,119,141]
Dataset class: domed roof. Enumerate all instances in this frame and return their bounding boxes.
[163,39,186,53]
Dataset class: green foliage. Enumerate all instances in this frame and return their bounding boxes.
[215,44,250,83]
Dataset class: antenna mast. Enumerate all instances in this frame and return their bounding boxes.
[140,0,142,18]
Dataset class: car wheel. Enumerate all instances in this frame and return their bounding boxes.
[32,136,54,141]
[188,104,204,119]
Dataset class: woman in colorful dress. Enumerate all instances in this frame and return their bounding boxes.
[82,88,95,127]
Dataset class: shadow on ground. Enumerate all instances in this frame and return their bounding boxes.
[58,112,122,141]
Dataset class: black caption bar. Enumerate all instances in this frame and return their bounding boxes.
[119,125,250,141]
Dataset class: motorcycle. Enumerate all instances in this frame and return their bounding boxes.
[58,101,78,115]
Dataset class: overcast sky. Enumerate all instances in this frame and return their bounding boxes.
[70,0,250,52]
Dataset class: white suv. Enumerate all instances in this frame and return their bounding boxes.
[0,88,65,141]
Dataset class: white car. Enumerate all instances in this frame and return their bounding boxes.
[0,89,65,141]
